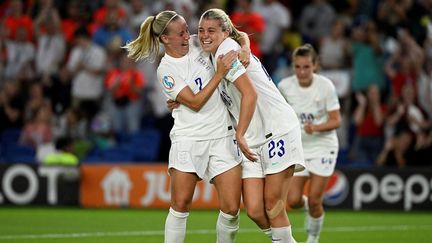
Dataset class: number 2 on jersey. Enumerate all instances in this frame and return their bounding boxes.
[268,139,285,158]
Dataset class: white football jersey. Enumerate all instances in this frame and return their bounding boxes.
[213,38,299,147]
[157,35,233,142]
[278,73,340,158]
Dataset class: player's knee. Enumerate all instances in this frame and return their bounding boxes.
[265,199,285,219]
[246,206,266,222]
[287,196,302,209]
[308,196,322,207]
[308,196,322,210]
[171,197,193,212]
[220,204,240,217]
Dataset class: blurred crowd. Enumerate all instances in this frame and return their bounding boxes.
[0,0,431,168]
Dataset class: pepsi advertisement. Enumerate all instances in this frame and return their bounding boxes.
[323,168,432,211]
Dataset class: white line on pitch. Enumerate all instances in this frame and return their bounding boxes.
[1,225,432,240]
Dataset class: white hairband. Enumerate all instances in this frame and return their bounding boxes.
[158,14,178,38]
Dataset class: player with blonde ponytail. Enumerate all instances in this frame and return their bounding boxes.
[124,10,251,243]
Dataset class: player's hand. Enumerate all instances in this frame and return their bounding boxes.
[236,134,257,162]
[166,99,180,111]
[304,122,315,134]
[216,50,238,76]
[239,46,250,68]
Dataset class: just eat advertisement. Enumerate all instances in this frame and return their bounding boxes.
[80,164,219,208]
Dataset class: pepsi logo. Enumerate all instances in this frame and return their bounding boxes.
[323,170,349,206]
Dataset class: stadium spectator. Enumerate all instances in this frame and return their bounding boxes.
[19,104,53,149]
[376,0,410,38]
[350,19,386,92]
[199,8,305,242]
[278,44,341,243]
[0,80,25,132]
[405,0,432,44]
[43,64,72,116]
[66,27,107,123]
[376,83,429,168]
[90,0,127,34]
[350,84,387,165]
[33,3,65,77]
[53,108,87,141]
[23,81,51,122]
[417,67,432,122]
[42,136,79,166]
[92,9,132,49]
[124,10,247,243]
[3,25,35,82]
[125,0,151,35]
[230,0,265,58]
[53,107,90,160]
[105,51,145,134]
[253,0,292,76]
[2,0,33,41]
[90,112,116,151]
[385,28,424,102]
[298,0,336,45]
[319,18,350,70]
[60,0,84,46]
[28,0,57,18]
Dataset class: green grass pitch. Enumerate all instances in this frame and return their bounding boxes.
[0,207,431,242]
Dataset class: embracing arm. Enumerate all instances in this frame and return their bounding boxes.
[237,31,251,67]
[175,51,237,112]
[234,73,258,161]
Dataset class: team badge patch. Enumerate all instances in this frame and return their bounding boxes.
[162,76,175,90]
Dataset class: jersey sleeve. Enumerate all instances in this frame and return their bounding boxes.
[215,38,246,83]
[278,77,296,100]
[325,78,341,112]
[157,66,188,100]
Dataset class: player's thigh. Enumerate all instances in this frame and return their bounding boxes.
[287,176,308,205]
[242,178,265,212]
[212,164,242,212]
[308,173,330,202]
[212,164,242,195]
[264,165,295,200]
[170,169,200,210]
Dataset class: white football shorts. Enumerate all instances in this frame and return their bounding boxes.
[294,148,338,177]
[242,126,305,178]
[168,135,242,182]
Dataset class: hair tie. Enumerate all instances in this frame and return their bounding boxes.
[158,13,178,38]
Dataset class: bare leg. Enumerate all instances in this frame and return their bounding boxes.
[242,178,270,229]
[265,166,296,243]
[213,164,242,243]
[305,173,330,243]
[165,169,199,243]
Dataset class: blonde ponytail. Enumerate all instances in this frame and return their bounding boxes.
[123,11,179,62]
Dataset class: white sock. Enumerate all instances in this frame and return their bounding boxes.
[216,210,239,243]
[262,227,272,239]
[307,214,324,241]
[271,225,296,243]
[302,195,309,211]
[164,208,189,243]
[302,195,309,231]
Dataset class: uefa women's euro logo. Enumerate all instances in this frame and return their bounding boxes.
[163,76,175,90]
